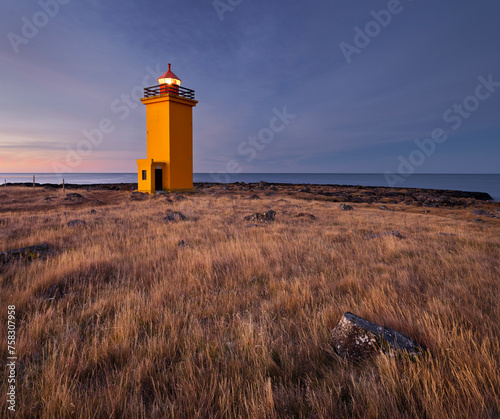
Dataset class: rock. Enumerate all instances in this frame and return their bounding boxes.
[473,218,485,223]
[177,240,190,247]
[165,198,174,203]
[378,205,391,211]
[298,186,311,193]
[164,211,187,222]
[0,244,52,264]
[90,209,97,215]
[424,210,431,213]
[67,220,87,228]
[244,210,276,222]
[296,212,316,220]
[66,193,83,199]
[364,230,403,240]
[439,232,457,237]
[471,209,493,217]
[258,181,269,189]
[331,312,426,361]
[339,203,353,211]
[248,194,261,200]
[45,196,52,202]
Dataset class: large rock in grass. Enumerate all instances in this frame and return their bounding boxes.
[0,244,52,264]
[244,210,276,222]
[164,211,187,222]
[471,209,493,217]
[339,203,353,211]
[331,312,426,361]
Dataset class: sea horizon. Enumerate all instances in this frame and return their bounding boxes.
[1,172,499,201]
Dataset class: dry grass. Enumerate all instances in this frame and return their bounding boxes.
[0,186,499,418]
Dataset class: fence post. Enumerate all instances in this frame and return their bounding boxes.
[63,178,65,195]
[33,175,35,189]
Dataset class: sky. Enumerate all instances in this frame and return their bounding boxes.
[1,0,499,175]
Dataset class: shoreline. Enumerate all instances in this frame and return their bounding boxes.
[2,181,494,202]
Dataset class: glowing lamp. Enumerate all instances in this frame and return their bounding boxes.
[158,63,181,86]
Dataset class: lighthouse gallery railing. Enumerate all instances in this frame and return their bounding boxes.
[143,84,196,100]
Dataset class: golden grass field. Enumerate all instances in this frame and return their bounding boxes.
[0,185,499,418]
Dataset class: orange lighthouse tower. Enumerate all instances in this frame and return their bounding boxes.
[137,64,198,193]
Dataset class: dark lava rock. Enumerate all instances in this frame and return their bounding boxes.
[164,211,187,222]
[66,193,83,199]
[67,220,87,228]
[248,194,261,200]
[439,233,457,237]
[244,210,276,222]
[364,230,403,240]
[90,209,97,215]
[331,312,426,361]
[473,218,485,223]
[339,203,354,211]
[296,212,316,220]
[177,240,190,247]
[471,209,493,217]
[0,244,52,264]
[378,205,391,211]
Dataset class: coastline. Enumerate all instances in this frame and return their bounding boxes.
[2,181,494,202]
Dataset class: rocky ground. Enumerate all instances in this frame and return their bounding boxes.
[5,180,496,208]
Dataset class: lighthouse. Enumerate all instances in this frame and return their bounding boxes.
[137,64,198,193]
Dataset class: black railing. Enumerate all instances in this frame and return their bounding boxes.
[143,84,196,100]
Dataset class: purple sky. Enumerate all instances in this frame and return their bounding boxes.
[1,0,499,174]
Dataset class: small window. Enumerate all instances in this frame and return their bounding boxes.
[142,170,147,180]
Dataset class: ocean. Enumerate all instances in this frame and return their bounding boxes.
[1,173,499,201]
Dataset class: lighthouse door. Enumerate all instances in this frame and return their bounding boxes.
[155,169,163,191]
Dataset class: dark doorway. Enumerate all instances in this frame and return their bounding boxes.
[155,169,163,191]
